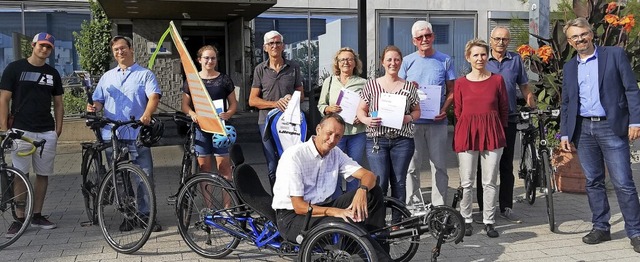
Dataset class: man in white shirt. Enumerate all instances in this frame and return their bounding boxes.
[271,113,390,260]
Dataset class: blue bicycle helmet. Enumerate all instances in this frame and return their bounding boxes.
[212,125,237,149]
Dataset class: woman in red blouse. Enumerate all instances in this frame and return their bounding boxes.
[454,39,508,238]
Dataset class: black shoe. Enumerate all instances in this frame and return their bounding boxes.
[465,223,473,236]
[631,236,640,253]
[582,228,611,244]
[485,224,499,238]
[119,218,136,232]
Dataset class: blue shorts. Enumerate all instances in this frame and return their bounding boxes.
[195,128,229,157]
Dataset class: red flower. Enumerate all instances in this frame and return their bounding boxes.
[605,14,620,26]
[606,2,617,14]
[536,45,554,64]
[517,44,535,59]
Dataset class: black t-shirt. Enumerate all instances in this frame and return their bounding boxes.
[0,59,64,132]
[183,73,234,112]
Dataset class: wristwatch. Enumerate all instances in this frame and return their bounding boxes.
[358,185,369,193]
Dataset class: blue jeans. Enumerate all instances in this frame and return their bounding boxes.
[106,140,154,217]
[574,118,640,238]
[337,132,367,192]
[258,124,278,187]
[366,136,415,204]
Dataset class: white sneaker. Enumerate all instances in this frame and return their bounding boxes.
[500,208,522,224]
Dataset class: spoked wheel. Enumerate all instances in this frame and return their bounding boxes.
[300,223,378,262]
[81,149,103,224]
[426,205,465,244]
[522,142,538,205]
[383,197,419,262]
[0,169,34,249]
[176,173,240,259]
[541,151,555,232]
[97,163,155,253]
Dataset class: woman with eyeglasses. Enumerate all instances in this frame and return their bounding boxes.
[454,39,508,238]
[357,45,420,218]
[318,47,368,196]
[181,45,237,182]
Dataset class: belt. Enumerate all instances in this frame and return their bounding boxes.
[580,116,607,121]
[381,131,400,139]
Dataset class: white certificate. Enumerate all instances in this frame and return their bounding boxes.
[336,89,360,124]
[378,93,406,129]
[417,85,442,119]
[213,99,225,126]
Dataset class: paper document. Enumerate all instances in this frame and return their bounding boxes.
[213,99,225,126]
[417,85,441,119]
[336,89,360,124]
[378,93,406,129]
[282,91,302,124]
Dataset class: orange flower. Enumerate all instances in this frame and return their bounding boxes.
[605,14,620,26]
[517,44,535,59]
[619,14,635,33]
[606,2,617,13]
[536,45,554,64]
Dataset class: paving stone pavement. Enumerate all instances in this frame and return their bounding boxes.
[1,137,640,261]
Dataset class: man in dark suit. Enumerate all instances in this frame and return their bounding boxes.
[560,17,640,253]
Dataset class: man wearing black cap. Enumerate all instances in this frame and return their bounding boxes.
[0,32,64,237]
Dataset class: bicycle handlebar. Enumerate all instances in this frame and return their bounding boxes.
[519,107,560,120]
[0,130,47,157]
[84,114,143,130]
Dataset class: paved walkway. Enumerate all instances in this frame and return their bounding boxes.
[1,139,640,261]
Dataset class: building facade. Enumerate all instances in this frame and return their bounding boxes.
[0,0,559,112]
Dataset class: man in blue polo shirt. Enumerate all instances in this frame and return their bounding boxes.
[87,36,162,232]
[477,26,536,223]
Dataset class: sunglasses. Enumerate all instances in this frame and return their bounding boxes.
[414,33,433,41]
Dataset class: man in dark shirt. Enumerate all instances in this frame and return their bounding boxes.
[249,30,304,185]
[0,32,64,236]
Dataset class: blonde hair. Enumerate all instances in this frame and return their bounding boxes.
[464,39,490,58]
[332,47,363,76]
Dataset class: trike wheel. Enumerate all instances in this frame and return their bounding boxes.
[176,173,240,259]
[300,223,378,262]
[384,197,419,262]
[427,205,465,244]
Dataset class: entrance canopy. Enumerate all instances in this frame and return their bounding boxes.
[97,0,276,21]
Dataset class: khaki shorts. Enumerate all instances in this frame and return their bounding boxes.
[11,129,58,176]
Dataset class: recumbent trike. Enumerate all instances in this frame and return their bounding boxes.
[174,144,466,261]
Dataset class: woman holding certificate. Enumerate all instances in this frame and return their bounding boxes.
[318,47,368,193]
[181,45,238,183]
[357,45,420,211]
[454,39,507,238]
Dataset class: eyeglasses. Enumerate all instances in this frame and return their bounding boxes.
[568,31,591,42]
[112,47,128,53]
[200,56,217,61]
[491,37,510,43]
[413,33,433,41]
[338,58,355,63]
[265,41,283,47]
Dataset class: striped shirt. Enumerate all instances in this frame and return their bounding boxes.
[360,79,419,138]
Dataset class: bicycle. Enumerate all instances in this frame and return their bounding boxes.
[0,129,45,249]
[84,115,157,253]
[517,107,559,232]
[175,145,465,262]
[79,115,110,226]
[162,112,198,204]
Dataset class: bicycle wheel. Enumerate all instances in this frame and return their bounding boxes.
[97,163,155,253]
[176,173,240,259]
[168,151,193,205]
[0,168,34,249]
[426,205,465,244]
[81,148,103,224]
[300,223,378,262]
[541,151,556,232]
[383,197,419,262]
[522,141,538,205]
